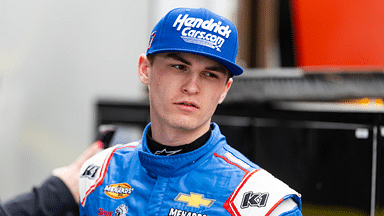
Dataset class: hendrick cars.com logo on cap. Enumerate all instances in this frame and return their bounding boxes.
[172,13,232,52]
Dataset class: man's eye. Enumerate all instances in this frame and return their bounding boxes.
[173,65,186,70]
[203,72,218,79]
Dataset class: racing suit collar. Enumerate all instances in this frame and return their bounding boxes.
[146,126,212,156]
[138,122,226,177]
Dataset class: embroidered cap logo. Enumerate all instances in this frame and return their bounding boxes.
[172,13,231,52]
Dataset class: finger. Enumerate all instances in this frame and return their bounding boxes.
[74,141,103,165]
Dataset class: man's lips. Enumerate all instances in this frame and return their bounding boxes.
[174,101,199,109]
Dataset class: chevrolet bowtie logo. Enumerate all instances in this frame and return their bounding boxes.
[174,192,215,208]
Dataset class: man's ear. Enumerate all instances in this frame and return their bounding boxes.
[138,54,150,85]
[218,78,233,104]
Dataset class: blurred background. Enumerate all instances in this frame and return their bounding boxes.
[1,0,383,215]
[0,0,237,202]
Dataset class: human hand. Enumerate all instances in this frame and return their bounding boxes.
[53,141,103,203]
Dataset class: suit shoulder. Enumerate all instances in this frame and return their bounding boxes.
[224,169,301,216]
[213,145,261,173]
[78,141,141,206]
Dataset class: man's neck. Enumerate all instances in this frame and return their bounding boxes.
[150,121,211,146]
[147,126,212,156]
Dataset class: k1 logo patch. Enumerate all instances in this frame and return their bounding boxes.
[80,165,100,179]
[241,192,269,208]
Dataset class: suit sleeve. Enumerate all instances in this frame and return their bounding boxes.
[79,145,119,215]
[224,169,302,216]
[2,176,79,216]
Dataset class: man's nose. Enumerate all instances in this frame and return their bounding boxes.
[181,74,200,94]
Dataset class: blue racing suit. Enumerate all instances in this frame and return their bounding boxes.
[79,123,302,216]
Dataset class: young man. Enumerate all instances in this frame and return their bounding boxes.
[79,7,302,216]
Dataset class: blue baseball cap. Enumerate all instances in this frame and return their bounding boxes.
[146,7,243,76]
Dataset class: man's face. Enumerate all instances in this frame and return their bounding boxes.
[139,52,233,134]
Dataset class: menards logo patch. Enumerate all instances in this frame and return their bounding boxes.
[104,183,133,199]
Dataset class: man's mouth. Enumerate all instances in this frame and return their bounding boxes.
[175,101,199,109]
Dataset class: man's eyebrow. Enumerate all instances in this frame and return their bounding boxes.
[206,65,228,75]
[165,53,191,66]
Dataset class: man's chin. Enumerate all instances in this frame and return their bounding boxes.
[170,117,210,132]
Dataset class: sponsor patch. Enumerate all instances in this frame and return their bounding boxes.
[174,192,215,208]
[114,204,128,216]
[168,208,207,216]
[241,192,269,209]
[80,165,100,179]
[154,148,182,156]
[104,183,133,199]
[147,31,156,50]
[98,208,113,216]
